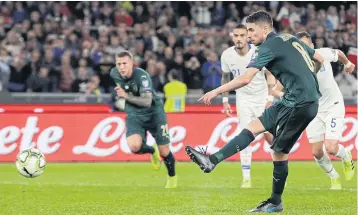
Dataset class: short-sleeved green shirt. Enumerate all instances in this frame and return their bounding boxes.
[248,32,321,107]
[110,67,164,115]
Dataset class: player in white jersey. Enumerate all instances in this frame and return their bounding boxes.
[220,24,275,188]
[271,32,355,190]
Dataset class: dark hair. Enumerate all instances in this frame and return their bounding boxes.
[169,69,178,80]
[246,10,273,27]
[234,24,247,30]
[296,31,311,39]
[116,51,133,59]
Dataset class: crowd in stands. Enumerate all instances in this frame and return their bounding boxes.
[0,1,356,99]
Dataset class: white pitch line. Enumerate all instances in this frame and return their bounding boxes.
[0,181,357,192]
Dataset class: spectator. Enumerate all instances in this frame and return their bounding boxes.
[0,1,354,97]
[95,54,115,93]
[212,2,226,26]
[8,55,31,92]
[201,51,222,93]
[327,6,339,30]
[184,56,203,90]
[59,52,75,92]
[72,67,89,93]
[26,66,52,92]
[164,70,187,112]
[86,75,103,103]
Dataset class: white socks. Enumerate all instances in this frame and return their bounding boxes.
[315,152,340,179]
[240,147,252,180]
[335,144,349,162]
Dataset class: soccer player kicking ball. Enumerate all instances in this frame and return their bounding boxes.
[110,51,177,188]
[220,24,275,188]
[185,10,324,213]
[296,32,354,189]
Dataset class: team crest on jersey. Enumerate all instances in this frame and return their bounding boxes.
[124,85,129,90]
[142,79,149,87]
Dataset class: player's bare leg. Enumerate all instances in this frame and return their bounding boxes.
[127,134,158,169]
[324,139,355,181]
[159,145,177,188]
[311,141,341,190]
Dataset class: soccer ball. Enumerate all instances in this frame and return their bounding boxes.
[15,148,46,178]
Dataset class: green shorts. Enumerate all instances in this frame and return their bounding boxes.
[126,109,170,145]
[259,101,318,154]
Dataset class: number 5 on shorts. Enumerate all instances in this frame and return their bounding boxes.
[161,124,169,137]
[331,118,336,128]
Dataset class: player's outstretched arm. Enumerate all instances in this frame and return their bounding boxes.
[336,50,355,73]
[216,68,260,95]
[199,68,259,105]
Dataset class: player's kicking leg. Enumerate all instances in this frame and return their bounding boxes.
[185,118,284,212]
[186,101,318,213]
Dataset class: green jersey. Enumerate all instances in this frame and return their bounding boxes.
[110,67,163,115]
[248,32,321,107]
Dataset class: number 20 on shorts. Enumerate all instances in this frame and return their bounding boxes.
[161,124,169,137]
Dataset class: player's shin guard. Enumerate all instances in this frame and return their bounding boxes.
[240,147,252,180]
[210,129,255,165]
[270,160,288,205]
[315,152,339,179]
[134,144,155,154]
[163,152,176,176]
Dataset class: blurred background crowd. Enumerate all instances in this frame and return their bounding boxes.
[0,1,356,100]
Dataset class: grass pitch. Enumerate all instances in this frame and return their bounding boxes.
[0,162,356,215]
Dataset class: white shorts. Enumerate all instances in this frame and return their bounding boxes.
[236,100,266,129]
[306,104,345,143]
